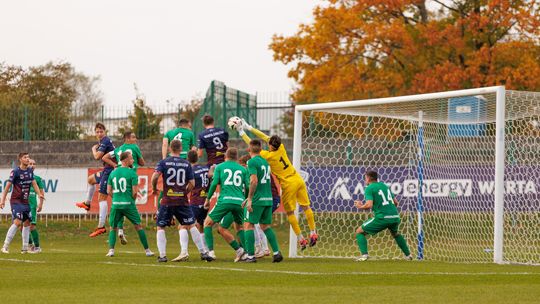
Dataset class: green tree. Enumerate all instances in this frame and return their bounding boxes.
[118,87,162,139]
[0,61,102,140]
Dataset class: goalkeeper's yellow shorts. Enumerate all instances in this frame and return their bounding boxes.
[281,174,311,213]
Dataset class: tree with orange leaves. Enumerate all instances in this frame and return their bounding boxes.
[270,0,540,103]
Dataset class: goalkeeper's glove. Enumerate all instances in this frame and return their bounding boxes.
[236,122,246,136]
[241,118,253,131]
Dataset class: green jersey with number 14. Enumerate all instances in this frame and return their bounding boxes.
[107,167,138,209]
[207,160,248,206]
[364,182,399,219]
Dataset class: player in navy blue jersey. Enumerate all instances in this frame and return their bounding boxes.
[197,115,229,166]
[187,150,210,255]
[75,123,120,238]
[1,152,44,254]
[151,140,211,263]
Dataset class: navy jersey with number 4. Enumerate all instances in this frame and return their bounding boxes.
[198,127,229,166]
[9,167,34,204]
[98,136,115,168]
[190,164,210,206]
[155,156,194,206]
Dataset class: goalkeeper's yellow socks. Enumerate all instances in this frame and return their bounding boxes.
[394,234,411,256]
[356,233,368,255]
[204,227,214,251]
[304,208,316,232]
[287,213,302,236]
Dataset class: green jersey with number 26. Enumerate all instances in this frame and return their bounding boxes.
[207,160,249,206]
[364,182,399,219]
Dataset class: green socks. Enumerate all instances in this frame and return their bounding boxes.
[108,230,117,249]
[204,226,214,251]
[245,229,255,255]
[137,229,149,249]
[237,230,245,248]
[394,234,411,256]
[356,233,368,254]
[263,228,280,252]
[229,240,240,250]
[31,229,40,247]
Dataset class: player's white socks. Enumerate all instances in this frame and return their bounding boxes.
[117,229,124,236]
[189,227,206,253]
[86,185,96,203]
[3,224,18,248]
[255,224,269,251]
[200,233,209,252]
[157,230,167,258]
[179,229,189,255]
[98,201,108,228]
[22,226,30,250]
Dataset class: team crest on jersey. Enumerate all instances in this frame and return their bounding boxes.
[136,175,148,205]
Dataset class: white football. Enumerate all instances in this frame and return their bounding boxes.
[228,116,242,130]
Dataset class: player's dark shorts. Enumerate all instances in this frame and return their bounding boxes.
[157,205,195,227]
[11,203,32,222]
[272,197,281,213]
[190,204,208,226]
[96,167,113,195]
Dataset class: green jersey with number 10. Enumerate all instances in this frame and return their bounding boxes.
[364,182,399,219]
[107,167,139,208]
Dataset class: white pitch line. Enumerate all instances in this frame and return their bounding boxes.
[100,261,540,276]
[0,258,46,264]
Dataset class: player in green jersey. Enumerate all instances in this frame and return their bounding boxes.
[103,130,145,171]
[102,130,143,244]
[354,171,412,261]
[203,148,249,262]
[162,118,196,160]
[242,139,283,263]
[27,159,45,253]
[106,152,153,257]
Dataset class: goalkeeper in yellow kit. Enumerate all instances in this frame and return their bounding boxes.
[236,119,317,250]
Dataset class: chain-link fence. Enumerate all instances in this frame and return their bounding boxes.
[0,83,293,141]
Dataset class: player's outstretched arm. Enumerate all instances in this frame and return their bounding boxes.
[206,170,220,199]
[161,138,169,159]
[151,172,161,195]
[102,152,117,168]
[241,119,270,143]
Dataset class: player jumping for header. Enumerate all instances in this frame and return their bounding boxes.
[354,171,412,261]
[75,123,123,238]
[236,119,317,250]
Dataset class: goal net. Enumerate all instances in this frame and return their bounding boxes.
[291,87,540,264]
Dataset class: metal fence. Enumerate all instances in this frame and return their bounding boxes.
[0,85,293,141]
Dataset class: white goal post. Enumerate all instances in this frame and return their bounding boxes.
[290,86,540,265]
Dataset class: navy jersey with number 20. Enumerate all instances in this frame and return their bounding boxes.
[155,156,194,206]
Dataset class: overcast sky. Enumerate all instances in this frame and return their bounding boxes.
[1,0,319,105]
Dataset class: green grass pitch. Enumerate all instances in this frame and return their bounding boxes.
[0,219,539,304]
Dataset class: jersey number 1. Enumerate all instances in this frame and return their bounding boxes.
[279,157,289,170]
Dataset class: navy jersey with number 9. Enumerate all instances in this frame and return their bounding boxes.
[155,156,194,206]
[198,127,229,166]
